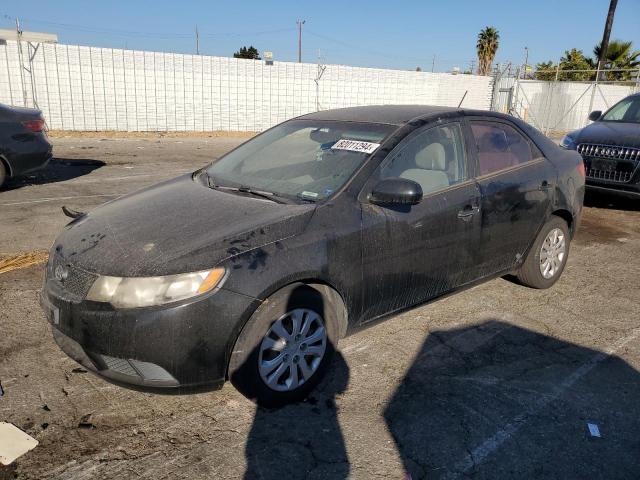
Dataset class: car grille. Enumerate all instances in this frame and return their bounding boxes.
[577,143,640,184]
[48,252,98,300]
[585,168,633,183]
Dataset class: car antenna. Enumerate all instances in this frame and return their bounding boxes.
[458,90,468,108]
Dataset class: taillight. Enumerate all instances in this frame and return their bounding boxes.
[577,162,586,178]
[22,119,45,132]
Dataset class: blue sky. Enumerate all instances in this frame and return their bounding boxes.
[2,0,639,71]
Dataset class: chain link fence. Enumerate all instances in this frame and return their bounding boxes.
[491,67,640,136]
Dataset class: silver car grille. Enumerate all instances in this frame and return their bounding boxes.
[577,143,639,184]
[577,143,640,161]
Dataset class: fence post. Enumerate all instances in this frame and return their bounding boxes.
[16,33,28,106]
[542,64,561,135]
[509,67,521,116]
[586,64,600,126]
[489,65,500,111]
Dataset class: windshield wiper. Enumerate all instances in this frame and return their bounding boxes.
[208,180,288,204]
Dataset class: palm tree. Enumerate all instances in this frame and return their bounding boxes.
[593,40,640,80]
[476,27,500,76]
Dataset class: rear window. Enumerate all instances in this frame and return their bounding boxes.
[470,122,534,176]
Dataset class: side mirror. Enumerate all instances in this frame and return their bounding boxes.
[588,110,602,121]
[369,178,423,206]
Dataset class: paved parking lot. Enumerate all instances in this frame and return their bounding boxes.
[1,134,639,479]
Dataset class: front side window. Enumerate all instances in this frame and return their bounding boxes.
[206,120,394,201]
[601,96,640,123]
[379,123,468,195]
[470,122,533,176]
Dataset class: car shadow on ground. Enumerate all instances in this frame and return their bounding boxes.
[243,352,350,480]
[2,158,105,191]
[584,190,640,212]
[241,284,351,480]
[384,319,640,479]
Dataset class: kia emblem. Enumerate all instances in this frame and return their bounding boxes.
[55,265,69,281]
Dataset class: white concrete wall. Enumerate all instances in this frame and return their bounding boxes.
[0,40,494,132]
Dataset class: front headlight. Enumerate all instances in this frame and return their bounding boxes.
[86,268,226,308]
[560,134,577,150]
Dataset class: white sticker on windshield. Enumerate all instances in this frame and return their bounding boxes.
[331,139,380,154]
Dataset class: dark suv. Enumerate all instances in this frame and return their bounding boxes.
[561,93,640,198]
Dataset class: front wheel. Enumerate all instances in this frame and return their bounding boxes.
[228,284,339,407]
[517,216,570,289]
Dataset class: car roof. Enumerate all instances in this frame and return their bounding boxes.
[296,104,511,126]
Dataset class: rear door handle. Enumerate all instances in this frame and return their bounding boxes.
[457,205,480,221]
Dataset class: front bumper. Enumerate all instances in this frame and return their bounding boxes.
[586,181,640,199]
[40,281,259,392]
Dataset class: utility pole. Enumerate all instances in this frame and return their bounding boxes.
[469,59,476,74]
[195,25,200,55]
[597,0,618,81]
[523,46,529,79]
[297,20,305,63]
[431,55,436,73]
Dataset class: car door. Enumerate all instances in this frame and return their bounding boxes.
[359,121,482,322]
[467,118,554,276]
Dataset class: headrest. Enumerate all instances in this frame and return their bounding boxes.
[415,142,446,170]
[478,131,509,152]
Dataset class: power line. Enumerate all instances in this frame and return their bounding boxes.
[305,29,461,67]
[0,15,295,40]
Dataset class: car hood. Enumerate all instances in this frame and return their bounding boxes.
[576,121,640,148]
[53,174,316,277]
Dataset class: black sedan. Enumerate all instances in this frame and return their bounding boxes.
[41,106,585,406]
[0,103,52,188]
[561,93,640,198]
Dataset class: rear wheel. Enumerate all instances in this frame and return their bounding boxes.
[229,284,339,407]
[517,216,570,289]
[0,160,6,189]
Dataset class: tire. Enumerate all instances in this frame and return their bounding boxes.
[229,283,339,407]
[517,216,570,289]
[0,160,6,189]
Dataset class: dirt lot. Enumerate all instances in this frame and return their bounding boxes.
[1,136,639,479]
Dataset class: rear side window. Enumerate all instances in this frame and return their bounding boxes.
[470,122,534,176]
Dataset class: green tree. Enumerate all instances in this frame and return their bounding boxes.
[593,39,640,80]
[476,27,500,76]
[558,48,593,81]
[233,46,261,60]
[535,61,557,81]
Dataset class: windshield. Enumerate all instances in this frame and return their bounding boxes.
[601,96,640,123]
[205,120,394,201]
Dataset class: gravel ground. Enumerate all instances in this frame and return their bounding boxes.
[1,136,639,480]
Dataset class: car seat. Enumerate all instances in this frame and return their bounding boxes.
[400,142,450,193]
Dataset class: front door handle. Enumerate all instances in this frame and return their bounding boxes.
[539,180,551,190]
[457,205,480,221]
